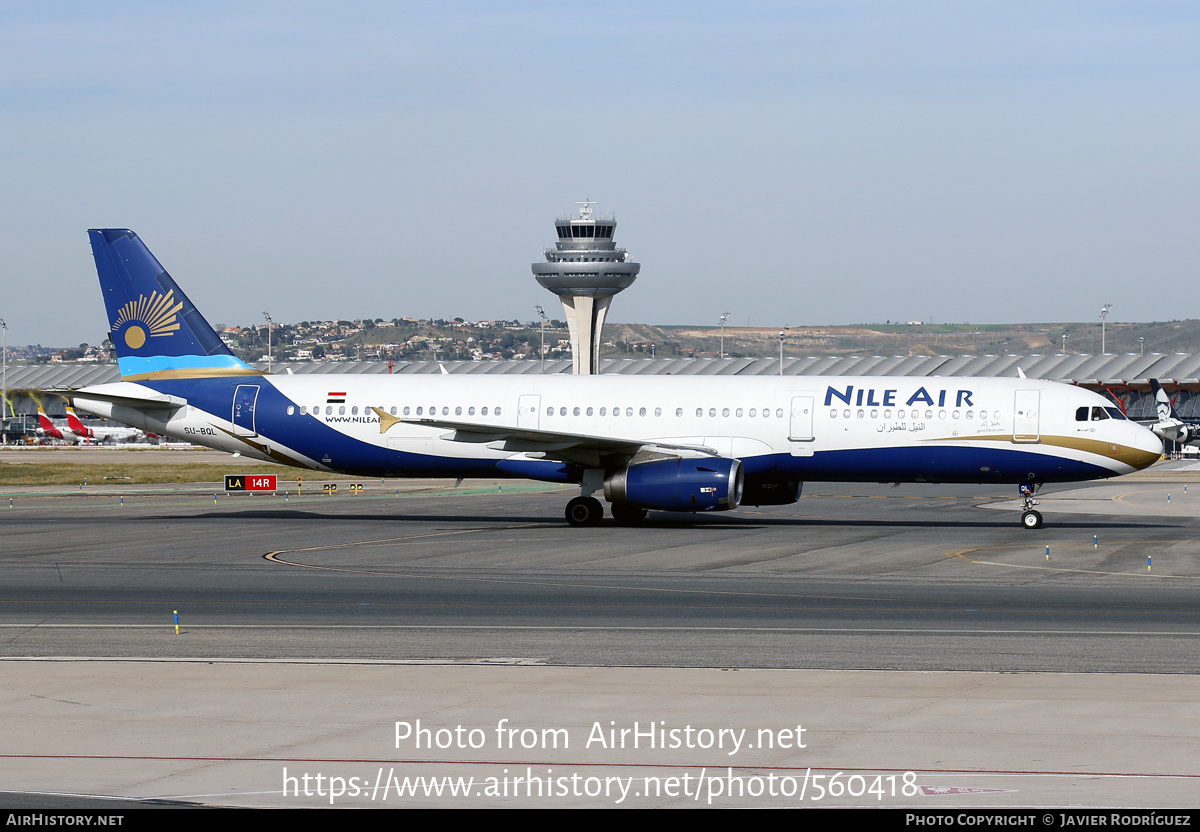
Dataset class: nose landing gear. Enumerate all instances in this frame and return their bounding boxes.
[1019,482,1042,529]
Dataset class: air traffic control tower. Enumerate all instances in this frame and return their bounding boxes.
[531,201,640,374]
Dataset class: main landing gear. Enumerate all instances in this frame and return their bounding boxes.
[565,496,604,527]
[564,497,649,527]
[1019,482,1042,529]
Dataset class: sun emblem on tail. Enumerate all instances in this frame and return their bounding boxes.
[111,290,183,349]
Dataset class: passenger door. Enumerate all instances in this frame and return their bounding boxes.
[1013,389,1040,443]
[789,395,816,457]
[232,385,260,437]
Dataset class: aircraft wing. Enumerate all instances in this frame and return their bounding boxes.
[370,407,718,465]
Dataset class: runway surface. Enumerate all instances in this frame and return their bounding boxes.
[3,465,1199,807]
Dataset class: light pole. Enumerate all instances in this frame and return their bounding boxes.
[1100,303,1112,354]
[0,318,6,443]
[262,312,273,373]
[1062,331,1069,353]
[778,327,789,375]
[1139,335,1145,356]
[719,311,730,359]
[535,304,547,374]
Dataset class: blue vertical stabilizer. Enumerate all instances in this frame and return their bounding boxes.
[88,229,258,380]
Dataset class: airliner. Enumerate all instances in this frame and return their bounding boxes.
[71,229,1163,530]
[65,406,144,442]
[1149,379,1200,447]
[37,408,81,444]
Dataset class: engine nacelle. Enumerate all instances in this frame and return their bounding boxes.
[742,479,803,506]
[604,457,744,512]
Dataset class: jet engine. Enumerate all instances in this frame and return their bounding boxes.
[604,457,744,512]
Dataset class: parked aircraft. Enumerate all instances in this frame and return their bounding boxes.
[66,406,144,442]
[37,408,81,444]
[1149,379,1200,447]
[72,229,1163,529]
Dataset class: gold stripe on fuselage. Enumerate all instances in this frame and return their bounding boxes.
[928,433,1160,471]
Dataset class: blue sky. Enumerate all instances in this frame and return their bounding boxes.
[3,2,1198,345]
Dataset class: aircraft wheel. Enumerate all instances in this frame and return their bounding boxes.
[611,503,648,525]
[1021,510,1043,530]
[566,496,603,527]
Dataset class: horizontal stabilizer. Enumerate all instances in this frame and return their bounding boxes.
[70,382,188,411]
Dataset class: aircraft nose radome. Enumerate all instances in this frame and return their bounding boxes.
[1125,423,1165,471]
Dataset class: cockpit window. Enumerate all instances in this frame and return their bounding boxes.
[1105,407,1126,420]
[1091,406,1109,421]
[1076,407,1088,422]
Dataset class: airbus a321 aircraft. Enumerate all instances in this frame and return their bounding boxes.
[72,229,1163,529]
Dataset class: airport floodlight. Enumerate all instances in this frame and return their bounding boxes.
[263,311,273,373]
[1100,304,1113,354]
[720,312,731,359]
[778,327,790,375]
[535,304,547,374]
[1,318,6,429]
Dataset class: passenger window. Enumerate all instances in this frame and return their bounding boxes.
[573,407,580,416]
[416,406,423,415]
[547,406,554,416]
[600,407,607,416]
[455,406,462,416]
[299,406,306,415]
[481,407,488,416]
[560,407,567,416]
[468,406,475,415]
[287,405,295,415]
[709,408,716,418]
[639,407,647,417]
[586,407,593,416]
